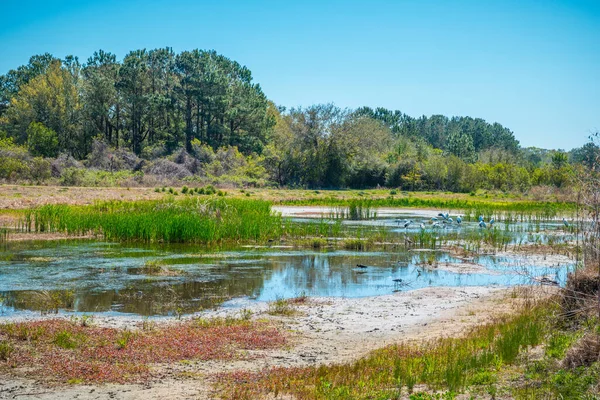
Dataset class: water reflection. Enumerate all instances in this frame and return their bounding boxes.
[0,238,574,317]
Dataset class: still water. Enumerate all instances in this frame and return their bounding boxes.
[0,211,575,317]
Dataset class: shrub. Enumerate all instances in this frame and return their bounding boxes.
[562,334,600,369]
[87,139,141,171]
[172,148,200,174]
[141,142,168,160]
[0,156,30,181]
[29,157,51,182]
[144,159,192,180]
[191,139,215,165]
[0,137,31,181]
[26,122,59,158]
[51,153,83,177]
[60,168,85,186]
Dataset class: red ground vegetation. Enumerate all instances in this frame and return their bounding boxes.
[0,318,286,384]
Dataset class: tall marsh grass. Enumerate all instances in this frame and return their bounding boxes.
[22,198,283,243]
[330,200,376,220]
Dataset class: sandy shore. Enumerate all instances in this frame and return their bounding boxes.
[0,285,553,400]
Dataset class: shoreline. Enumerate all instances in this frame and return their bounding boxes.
[0,285,556,400]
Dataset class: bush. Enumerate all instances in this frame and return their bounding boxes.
[51,153,83,178]
[141,142,168,160]
[172,148,200,174]
[0,137,31,181]
[191,139,215,165]
[144,159,192,180]
[29,157,51,182]
[27,122,59,158]
[60,168,85,186]
[87,139,141,171]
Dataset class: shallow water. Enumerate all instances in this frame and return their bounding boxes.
[0,210,576,317]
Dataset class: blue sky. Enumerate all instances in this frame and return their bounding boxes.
[1,0,598,150]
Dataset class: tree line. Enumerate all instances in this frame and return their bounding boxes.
[0,49,272,158]
[0,49,596,191]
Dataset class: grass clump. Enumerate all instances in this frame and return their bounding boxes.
[53,330,81,349]
[267,298,299,317]
[140,259,182,276]
[342,238,368,250]
[0,341,13,361]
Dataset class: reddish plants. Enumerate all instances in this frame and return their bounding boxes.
[0,318,286,384]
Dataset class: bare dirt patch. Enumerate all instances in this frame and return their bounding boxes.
[0,185,163,210]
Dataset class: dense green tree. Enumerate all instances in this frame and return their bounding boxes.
[570,142,599,169]
[0,53,58,115]
[447,130,476,162]
[82,50,121,148]
[2,59,83,155]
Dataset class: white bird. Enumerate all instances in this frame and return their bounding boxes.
[489,218,495,225]
[479,220,487,228]
[430,217,438,222]
[563,218,569,227]
[403,220,412,228]
[447,217,453,223]
[478,215,484,222]
[420,223,426,230]
[456,216,462,224]
[437,213,445,219]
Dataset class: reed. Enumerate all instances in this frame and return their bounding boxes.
[22,198,283,244]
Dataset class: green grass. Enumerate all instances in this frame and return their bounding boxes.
[267,298,299,317]
[0,341,13,361]
[218,304,548,399]
[22,198,283,244]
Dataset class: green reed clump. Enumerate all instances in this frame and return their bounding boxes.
[330,200,376,220]
[23,198,283,244]
[218,304,548,399]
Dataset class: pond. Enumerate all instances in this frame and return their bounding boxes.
[0,208,576,317]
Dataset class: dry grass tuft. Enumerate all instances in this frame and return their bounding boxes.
[561,268,600,321]
[562,333,600,369]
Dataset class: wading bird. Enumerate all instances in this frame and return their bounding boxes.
[479,220,487,228]
[456,216,462,224]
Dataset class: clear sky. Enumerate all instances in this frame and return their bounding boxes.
[1,0,598,150]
